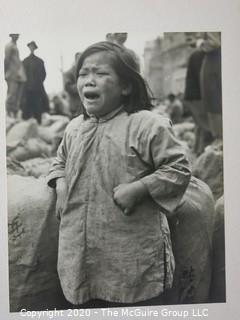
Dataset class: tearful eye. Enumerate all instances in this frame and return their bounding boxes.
[84,92,100,99]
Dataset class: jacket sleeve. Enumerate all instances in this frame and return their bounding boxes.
[139,117,191,214]
[46,126,69,188]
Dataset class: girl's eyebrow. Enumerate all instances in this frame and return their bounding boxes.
[80,64,110,71]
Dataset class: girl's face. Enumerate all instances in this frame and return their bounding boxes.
[77,51,126,118]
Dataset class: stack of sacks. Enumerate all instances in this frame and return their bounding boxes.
[172,122,196,168]
[8,175,70,311]
[172,122,195,142]
[21,157,54,178]
[164,177,215,304]
[6,116,19,133]
[7,119,52,161]
[7,157,28,176]
[7,119,38,146]
[192,142,223,200]
[38,114,69,145]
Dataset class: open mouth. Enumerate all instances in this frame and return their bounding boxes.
[84,92,100,100]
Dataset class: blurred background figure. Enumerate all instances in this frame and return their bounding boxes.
[22,41,49,124]
[4,33,26,118]
[50,94,70,117]
[184,34,213,155]
[200,32,222,143]
[63,52,84,118]
[166,93,183,124]
[106,32,141,72]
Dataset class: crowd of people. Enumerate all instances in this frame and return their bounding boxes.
[5,32,224,310]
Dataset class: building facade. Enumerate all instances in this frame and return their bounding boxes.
[144,32,199,99]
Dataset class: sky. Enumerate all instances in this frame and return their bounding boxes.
[1,0,165,94]
[2,0,235,94]
[5,30,161,94]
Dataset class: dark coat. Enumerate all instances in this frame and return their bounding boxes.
[200,48,222,114]
[22,54,49,117]
[184,50,205,101]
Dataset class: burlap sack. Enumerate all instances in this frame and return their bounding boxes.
[193,144,224,200]
[38,116,69,144]
[164,177,215,304]
[8,175,70,311]
[7,119,38,145]
[21,157,54,178]
[8,138,51,161]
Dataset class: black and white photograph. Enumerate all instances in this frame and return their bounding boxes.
[1,1,240,319]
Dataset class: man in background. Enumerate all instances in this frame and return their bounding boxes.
[4,33,26,118]
[22,41,49,124]
[200,32,222,142]
[63,52,84,118]
[184,36,213,154]
[106,32,141,72]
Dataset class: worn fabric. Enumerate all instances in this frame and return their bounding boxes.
[47,108,191,305]
[63,65,84,118]
[22,54,49,123]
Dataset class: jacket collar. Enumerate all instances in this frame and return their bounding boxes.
[88,105,124,123]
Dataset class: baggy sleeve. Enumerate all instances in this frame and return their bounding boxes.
[139,116,191,214]
[46,115,81,188]
[46,129,68,188]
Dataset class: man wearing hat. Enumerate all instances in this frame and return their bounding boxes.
[4,33,26,117]
[105,32,141,72]
[22,41,49,124]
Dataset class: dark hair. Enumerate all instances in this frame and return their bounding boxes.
[76,41,153,118]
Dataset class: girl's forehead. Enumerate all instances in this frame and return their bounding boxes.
[81,51,116,68]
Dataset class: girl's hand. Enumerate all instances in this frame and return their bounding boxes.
[55,177,68,220]
[113,181,148,215]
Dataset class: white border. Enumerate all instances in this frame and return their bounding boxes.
[1,0,240,319]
